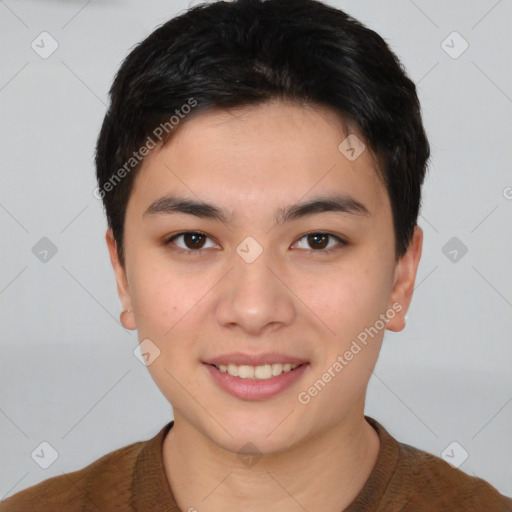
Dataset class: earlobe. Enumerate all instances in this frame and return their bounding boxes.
[386,225,423,333]
[105,229,137,330]
[120,308,136,330]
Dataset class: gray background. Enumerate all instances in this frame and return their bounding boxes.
[1,0,511,500]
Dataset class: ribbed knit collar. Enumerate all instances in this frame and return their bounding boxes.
[132,416,398,511]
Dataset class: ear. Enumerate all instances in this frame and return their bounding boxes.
[105,228,136,330]
[386,225,423,332]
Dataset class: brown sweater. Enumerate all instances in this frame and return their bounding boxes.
[1,416,511,511]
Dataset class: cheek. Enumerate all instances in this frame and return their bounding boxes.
[131,283,173,336]
[130,267,205,399]
[300,260,392,340]
[300,265,388,411]
[128,262,213,392]
[130,260,200,335]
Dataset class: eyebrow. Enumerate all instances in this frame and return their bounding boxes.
[143,193,370,224]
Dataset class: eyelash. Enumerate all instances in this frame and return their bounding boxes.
[164,231,347,256]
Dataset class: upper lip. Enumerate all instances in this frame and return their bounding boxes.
[203,352,309,366]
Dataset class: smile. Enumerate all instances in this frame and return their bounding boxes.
[210,362,301,380]
[204,362,309,400]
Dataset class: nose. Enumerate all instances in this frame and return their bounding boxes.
[214,245,296,336]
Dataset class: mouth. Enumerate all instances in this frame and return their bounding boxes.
[202,361,310,400]
[206,362,305,380]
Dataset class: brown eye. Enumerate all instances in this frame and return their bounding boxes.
[294,232,346,253]
[307,233,329,250]
[166,231,217,252]
[182,232,207,249]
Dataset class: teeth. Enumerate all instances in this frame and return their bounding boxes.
[214,362,300,380]
[238,365,254,379]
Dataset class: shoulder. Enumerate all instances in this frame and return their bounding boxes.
[361,416,512,512]
[0,439,146,512]
[395,441,512,511]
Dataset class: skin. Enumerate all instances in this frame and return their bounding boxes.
[106,100,423,511]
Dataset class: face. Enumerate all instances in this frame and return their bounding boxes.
[107,100,422,454]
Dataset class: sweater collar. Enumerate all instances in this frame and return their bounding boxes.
[344,416,400,511]
[132,415,398,511]
[133,420,179,511]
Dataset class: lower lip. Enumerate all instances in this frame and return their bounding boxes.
[203,363,310,401]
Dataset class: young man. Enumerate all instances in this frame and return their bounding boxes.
[1,0,511,510]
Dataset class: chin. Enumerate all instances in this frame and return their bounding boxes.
[204,410,305,455]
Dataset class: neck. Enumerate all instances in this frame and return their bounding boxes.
[162,409,380,512]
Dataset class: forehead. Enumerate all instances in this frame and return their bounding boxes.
[128,101,388,220]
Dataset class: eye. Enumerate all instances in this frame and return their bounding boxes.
[164,230,346,255]
[293,232,346,253]
[165,231,218,253]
